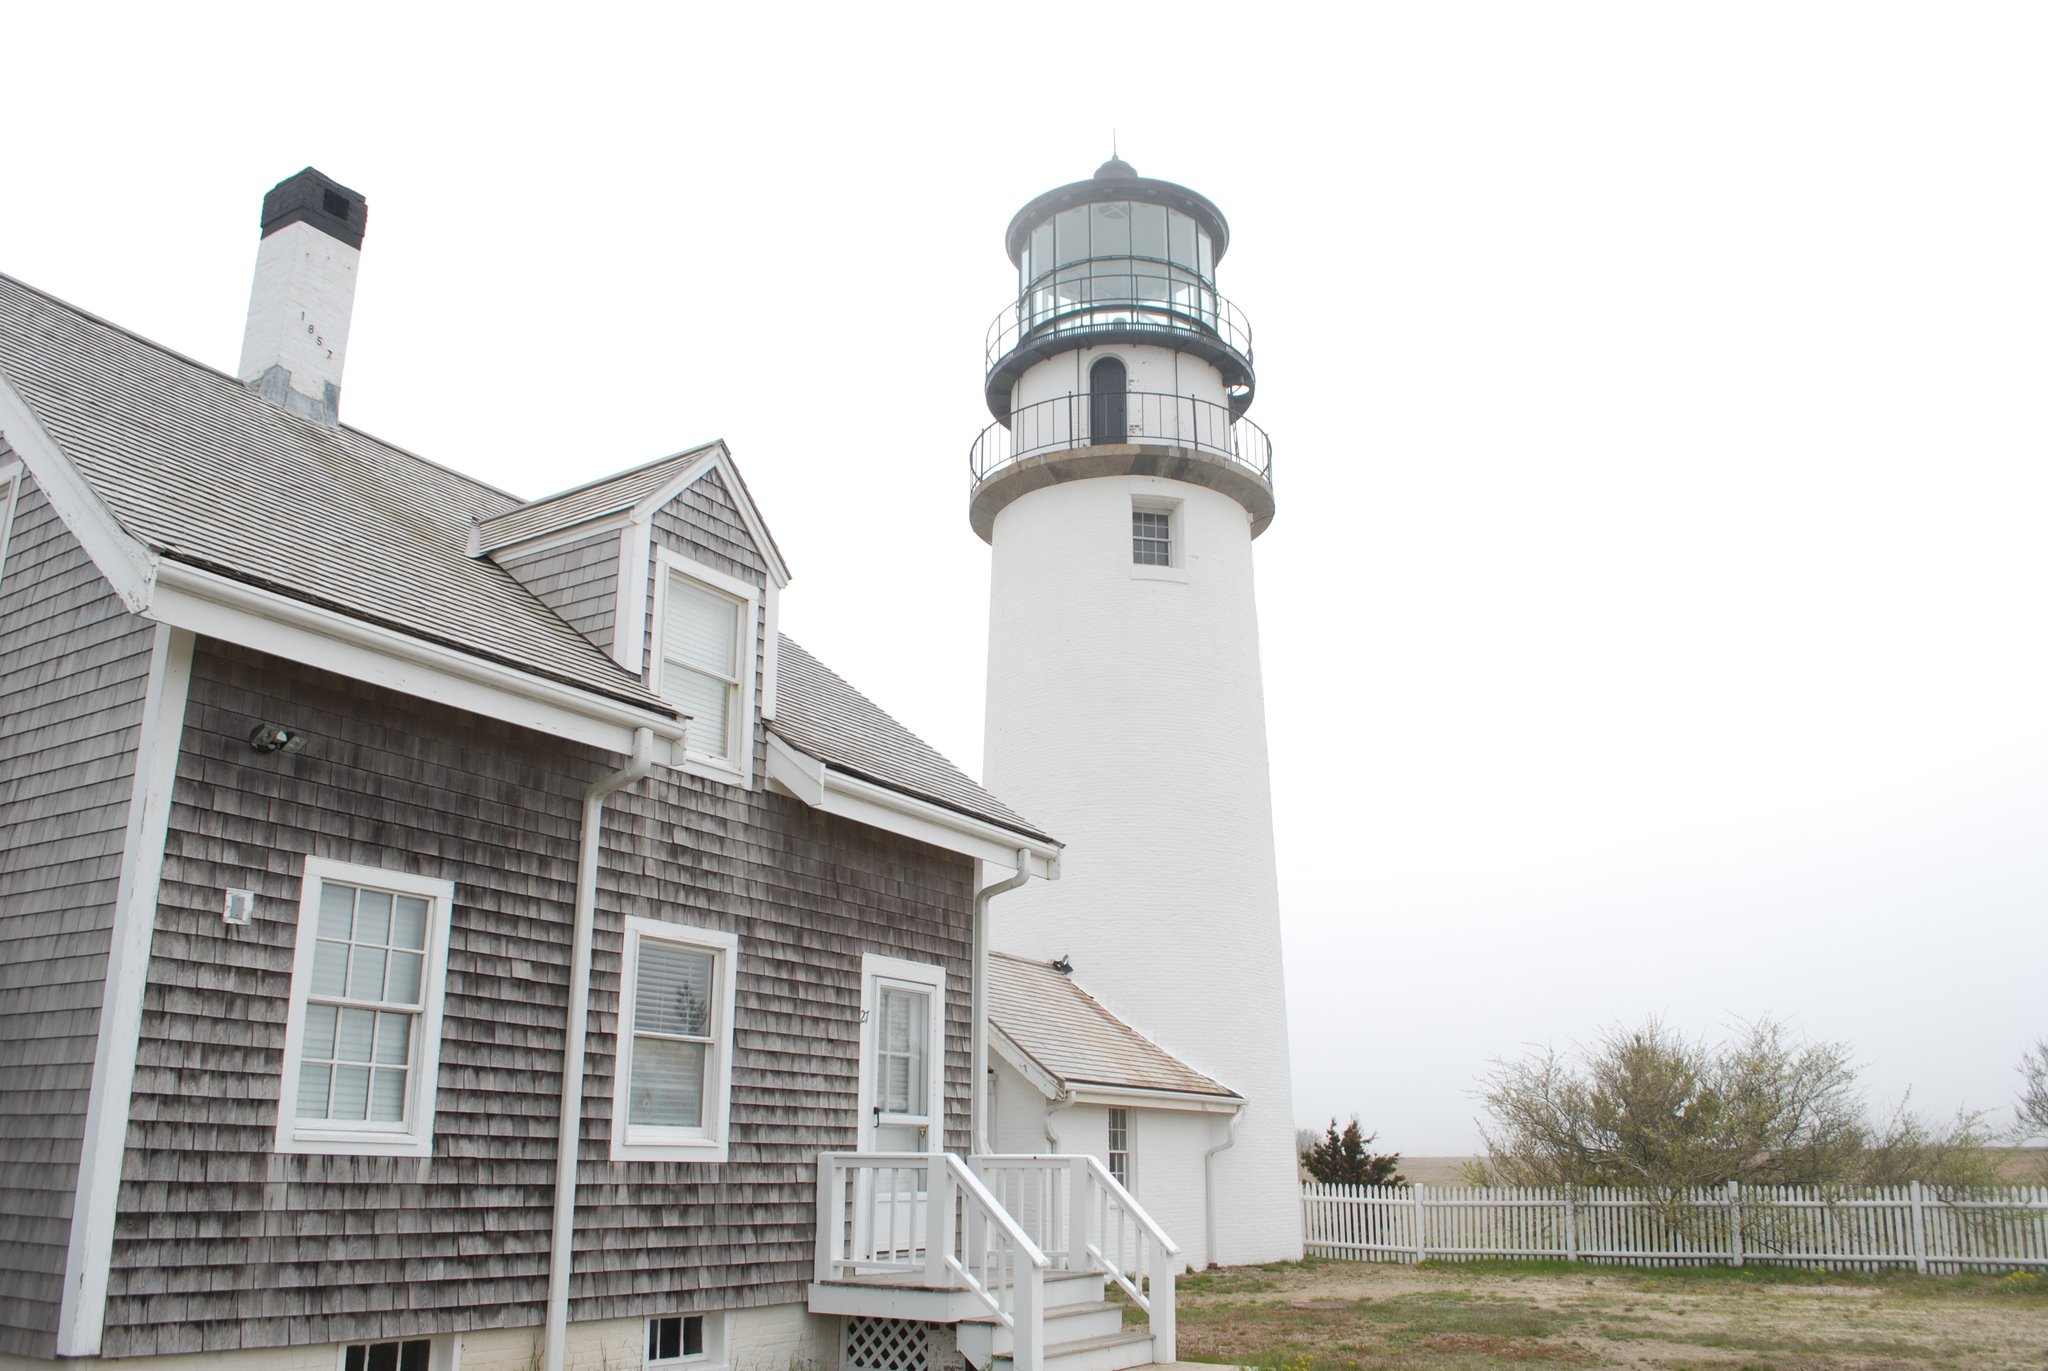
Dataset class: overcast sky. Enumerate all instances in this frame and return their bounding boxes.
[6,4,2043,1156]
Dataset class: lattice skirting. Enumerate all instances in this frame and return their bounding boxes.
[843,1317,932,1371]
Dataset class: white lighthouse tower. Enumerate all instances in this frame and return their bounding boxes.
[975,159,1303,1265]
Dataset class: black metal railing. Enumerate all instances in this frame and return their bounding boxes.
[985,271,1255,378]
[969,391,1273,488]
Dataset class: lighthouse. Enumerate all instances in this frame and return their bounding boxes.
[975,159,1303,1265]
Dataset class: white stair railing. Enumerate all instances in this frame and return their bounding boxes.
[972,1154,1180,1362]
[816,1152,1051,1370]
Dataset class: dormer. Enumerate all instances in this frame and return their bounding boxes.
[474,442,790,786]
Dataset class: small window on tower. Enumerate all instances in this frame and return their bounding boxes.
[1132,509,1171,566]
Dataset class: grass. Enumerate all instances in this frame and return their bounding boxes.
[1167,1256,2048,1370]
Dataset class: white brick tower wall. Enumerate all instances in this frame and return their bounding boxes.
[975,160,1303,1265]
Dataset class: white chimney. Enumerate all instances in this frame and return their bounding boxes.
[237,168,368,425]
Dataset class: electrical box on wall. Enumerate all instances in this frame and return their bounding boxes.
[223,889,255,926]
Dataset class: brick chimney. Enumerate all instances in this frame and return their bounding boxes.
[237,168,368,425]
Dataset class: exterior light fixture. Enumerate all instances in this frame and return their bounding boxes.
[247,723,308,754]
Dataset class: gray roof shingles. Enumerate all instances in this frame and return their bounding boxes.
[472,444,718,551]
[0,272,1045,843]
[988,951,1240,1100]
[0,273,666,710]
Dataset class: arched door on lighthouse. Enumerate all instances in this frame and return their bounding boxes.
[1088,357,1127,445]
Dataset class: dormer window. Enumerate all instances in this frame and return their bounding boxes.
[653,548,759,785]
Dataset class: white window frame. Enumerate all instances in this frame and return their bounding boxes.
[651,547,760,787]
[335,1336,441,1371]
[644,1311,728,1370]
[276,858,453,1159]
[0,459,22,593]
[1107,1106,1132,1189]
[1130,488,1187,584]
[856,953,948,1151]
[612,917,740,1163]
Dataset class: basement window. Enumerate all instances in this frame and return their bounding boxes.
[647,1314,705,1365]
[341,1339,430,1371]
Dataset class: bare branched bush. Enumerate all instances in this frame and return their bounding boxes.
[1472,1017,1992,1190]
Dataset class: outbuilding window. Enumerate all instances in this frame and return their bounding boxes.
[276,858,452,1158]
[1108,1107,1132,1188]
[613,918,739,1162]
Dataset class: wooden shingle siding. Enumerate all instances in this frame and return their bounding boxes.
[659,468,768,585]
[0,470,158,1358]
[495,529,622,655]
[102,641,972,1356]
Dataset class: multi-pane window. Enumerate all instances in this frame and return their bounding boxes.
[661,570,743,764]
[278,859,450,1157]
[614,917,738,1161]
[647,1314,705,1365]
[298,882,431,1124]
[1132,509,1171,566]
[1108,1107,1131,1188]
[342,1339,430,1371]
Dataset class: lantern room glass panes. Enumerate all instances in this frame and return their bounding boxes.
[1017,198,1220,339]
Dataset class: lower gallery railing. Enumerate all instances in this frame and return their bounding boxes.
[815,1152,1179,1367]
[1303,1181,2048,1273]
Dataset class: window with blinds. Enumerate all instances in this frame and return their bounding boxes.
[630,940,716,1130]
[661,570,743,764]
[614,917,739,1160]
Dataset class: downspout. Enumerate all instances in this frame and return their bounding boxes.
[972,848,1033,1156]
[1202,1103,1246,1268]
[546,727,656,1371]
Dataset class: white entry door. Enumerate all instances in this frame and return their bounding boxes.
[857,955,946,1262]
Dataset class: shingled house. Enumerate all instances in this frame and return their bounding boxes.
[0,171,1184,1371]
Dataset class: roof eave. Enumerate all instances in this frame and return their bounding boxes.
[149,560,686,759]
[765,732,1061,876]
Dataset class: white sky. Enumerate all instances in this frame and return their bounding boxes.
[6,4,2043,1156]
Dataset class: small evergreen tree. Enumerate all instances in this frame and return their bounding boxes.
[1302,1116,1405,1185]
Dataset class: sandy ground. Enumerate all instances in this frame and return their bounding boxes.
[1176,1259,2048,1370]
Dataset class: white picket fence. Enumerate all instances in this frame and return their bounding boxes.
[1302,1181,2048,1274]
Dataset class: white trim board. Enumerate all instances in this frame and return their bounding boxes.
[59,625,194,1357]
[764,733,1060,877]
[149,561,683,760]
[0,375,156,609]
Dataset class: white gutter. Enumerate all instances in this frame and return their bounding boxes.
[545,727,656,1371]
[971,850,1033,1156]
[1202,1102,1247,1268]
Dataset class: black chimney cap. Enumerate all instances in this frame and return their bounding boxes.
[258,167,368,250]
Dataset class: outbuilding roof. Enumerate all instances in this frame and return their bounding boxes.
[988,951,1240,1101]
